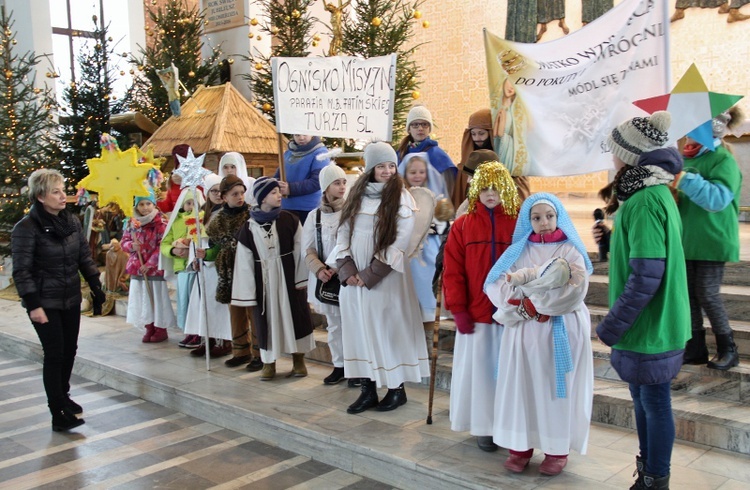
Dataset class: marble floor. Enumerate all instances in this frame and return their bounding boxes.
[1,299,750,489]
[0,350,395,490]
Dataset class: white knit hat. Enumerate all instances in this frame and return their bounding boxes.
[406,105,433,129]
[319,163,347,192]
[203,173,222,194]
[608,111,672,166]
[363,141,398,173]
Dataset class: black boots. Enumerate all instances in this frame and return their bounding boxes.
[65,395,83,415]
[631,471,670,489]
[707,333,739,370]
[347,379,379,414]
[376,383,407,411]
[683,330,709,365]
[52,407,85,432]
[324,367,345,385]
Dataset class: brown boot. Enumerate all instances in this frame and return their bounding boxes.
[292,353,307,377]
[260,362,276,381]
[728,8,750,22]
[718,2,730,13]
[670,8,685,22]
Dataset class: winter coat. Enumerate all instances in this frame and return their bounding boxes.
[205,204,250,304]
[273,139,330,212]
[120,215,167,277]
[11,203,100,312]
[443,202,516,324]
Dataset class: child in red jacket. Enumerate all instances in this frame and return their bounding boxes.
[443,157,519,452]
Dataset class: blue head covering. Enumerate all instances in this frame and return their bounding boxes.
[398,152,448,199]
[484,192,593,399]
[485,193,593,287]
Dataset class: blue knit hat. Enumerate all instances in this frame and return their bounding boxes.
[134,188,157,206]
[253,176,280,205]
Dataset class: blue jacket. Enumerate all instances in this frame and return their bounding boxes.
[274,141,330,212]
[401,138,457,176]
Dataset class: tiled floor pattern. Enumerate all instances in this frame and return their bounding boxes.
[0,351,395,490]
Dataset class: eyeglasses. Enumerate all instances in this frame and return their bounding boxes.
[409,122,430,129]
[208,189,221,195]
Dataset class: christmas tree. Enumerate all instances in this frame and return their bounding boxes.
[341,0,424,143]
[58,16,123,189]
[119,0,222,126]
[0,6,60,247]
[242,0,318,124]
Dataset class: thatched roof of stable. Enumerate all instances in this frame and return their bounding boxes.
[143,83,284,157]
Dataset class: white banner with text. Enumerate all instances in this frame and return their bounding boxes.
[272,55,397,141]
[485,0,670,176]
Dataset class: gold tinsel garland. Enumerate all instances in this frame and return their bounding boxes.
[466,161,520,216]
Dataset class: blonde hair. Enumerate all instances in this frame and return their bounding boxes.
[27,168,64,204]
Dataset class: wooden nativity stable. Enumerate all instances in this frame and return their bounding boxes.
[143,82,286,177]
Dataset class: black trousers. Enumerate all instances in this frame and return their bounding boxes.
[31,307,81,412]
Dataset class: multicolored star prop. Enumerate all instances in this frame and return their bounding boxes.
[633,64,743,149]
[173,147,210,189]
[78,134,159,217]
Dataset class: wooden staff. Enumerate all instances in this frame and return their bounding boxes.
[426,271,444,425]
[277,133,286,182]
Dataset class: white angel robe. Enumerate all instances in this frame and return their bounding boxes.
[184,237,231,340]
[328,187,430,389]
[484,241,593,455]
[231,216,315,363]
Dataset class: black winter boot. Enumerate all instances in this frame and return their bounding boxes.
[631,470,670,489]
[52,407,85,432]
[630,455,645,489]
[376,383,407,411]
[683,330,709,365]
[347,379,379,414]
[707,332,739,371]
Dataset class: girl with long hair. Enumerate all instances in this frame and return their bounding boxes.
[329,141,429,414]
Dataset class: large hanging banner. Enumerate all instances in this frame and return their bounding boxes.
[272,54,397,141]
[485,0,670,177]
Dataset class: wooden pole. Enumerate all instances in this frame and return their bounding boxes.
[277,133,286,182]
[426,272,443,425]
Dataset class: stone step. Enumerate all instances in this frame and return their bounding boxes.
[586,275,750,322]
[588,306,750,360]
[592,377,750,455]
[591,341,750,403]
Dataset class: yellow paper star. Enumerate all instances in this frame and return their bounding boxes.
[79,144,158,217]
[138,145,166,168]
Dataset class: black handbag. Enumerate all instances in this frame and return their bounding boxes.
[314,209,340,306]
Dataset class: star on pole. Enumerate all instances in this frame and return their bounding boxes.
[173,147,210,189]
[78,134,158,217]
[633,64,743,148]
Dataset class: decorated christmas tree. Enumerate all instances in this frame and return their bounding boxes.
[242,0,318,123]
[340,0,425,143]
[58,16,123,189]
[0,6,60,246]
[119,0,222,126]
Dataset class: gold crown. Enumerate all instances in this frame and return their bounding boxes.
[497,49,526,75]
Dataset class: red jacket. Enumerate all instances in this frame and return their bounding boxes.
[443,203,516,324]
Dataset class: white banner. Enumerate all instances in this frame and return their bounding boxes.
[272,55,397,141]
[485,0,670,176]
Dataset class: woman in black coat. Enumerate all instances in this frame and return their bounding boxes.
[11,169,105,432]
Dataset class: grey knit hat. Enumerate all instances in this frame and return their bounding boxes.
[363,141,398,173]
[608,111,672,166]
[406,105,433,129]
